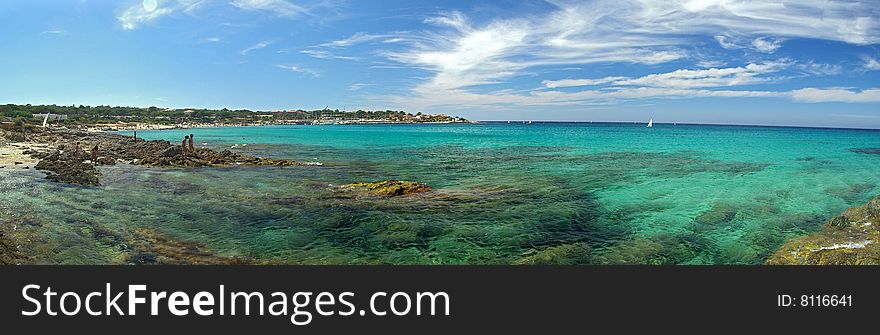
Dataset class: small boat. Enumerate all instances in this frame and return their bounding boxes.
[528,120,532,124]
[507,120,511,124]
[647,118,653,128]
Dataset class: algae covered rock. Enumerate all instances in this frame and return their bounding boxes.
[515,243,592,265]
[33,150,100,186]
[767,195,880,265]
[338,180,432,197]
[694,203,739,225]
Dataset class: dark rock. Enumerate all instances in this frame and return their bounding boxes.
[159,146,182,157]
[337,180,432,197]
[22,129,308,186]
[849,148,880,155]
[694,203,739,225]
[33,150,100,186]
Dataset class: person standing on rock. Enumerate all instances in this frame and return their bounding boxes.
[182,135,189,155]
[91,144,99,163]
[188,134,195,153]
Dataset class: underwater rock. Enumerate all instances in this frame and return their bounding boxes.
[597,234,704,265]
[337,180,432,197]
[515,243,592,265]
[849,148,880,155]
[126,228,268,265]
[767,195,880,265]
[694,203,739,225]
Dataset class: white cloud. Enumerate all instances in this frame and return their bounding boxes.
[543,61,791,89]
[117,2,175,30]
[41,29,68,36]
[791,88,880,103]
[751,37,783,53]
[321,32,385,48]
[715,35,783,53]
[118,0,313,30]
[240,40,273,55]
[230,0,309,17]
[348,83,373,91]
[276,64,319,76]
[863,56,880,71]
[797,62,843,76]
[300,50,359,60]
[542,77,629,89]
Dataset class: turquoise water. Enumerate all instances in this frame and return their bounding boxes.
[3,122,880,264]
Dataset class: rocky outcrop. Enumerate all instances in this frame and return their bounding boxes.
[0,230,28,265]
[336,180,432,197]
[767,195,880,265]
[19,128,306,185]
[33,150,100,186]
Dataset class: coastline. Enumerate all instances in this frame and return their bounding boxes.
[81,119,478,132]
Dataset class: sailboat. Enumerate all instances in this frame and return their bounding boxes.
[647,118,653,128]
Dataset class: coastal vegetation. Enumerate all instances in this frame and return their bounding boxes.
[0,104,467,127]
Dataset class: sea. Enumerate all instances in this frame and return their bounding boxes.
[2,122,880,264]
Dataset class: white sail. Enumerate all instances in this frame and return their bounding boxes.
[647,118,653,128]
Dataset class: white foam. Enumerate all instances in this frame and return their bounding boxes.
[813,240,872,252]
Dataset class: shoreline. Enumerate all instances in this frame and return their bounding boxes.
[81,120,478,132]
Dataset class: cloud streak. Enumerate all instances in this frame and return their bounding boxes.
[230,0,310,17]
[240,40,273,55]
[275,64,319,76]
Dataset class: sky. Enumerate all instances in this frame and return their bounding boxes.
[1,0,880,128]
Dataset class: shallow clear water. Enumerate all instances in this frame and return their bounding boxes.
[3,122,880,264]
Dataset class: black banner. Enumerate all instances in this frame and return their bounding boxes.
[0,266,876,333]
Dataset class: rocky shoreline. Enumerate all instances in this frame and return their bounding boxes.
[768,195,880,265]
[2,125,307,186]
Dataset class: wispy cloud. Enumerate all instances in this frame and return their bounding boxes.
[275,64,319,76]
[320,32,385,47]
[300,49,359,61]
[118,0,320,30]
[543,61,792,89]
[863,55,880,71]
[230,0,310,17]
[41,29,68,36]
[716,35,784,53]
[797,62,843,76]
[240,40,273,55]
[200,37,223,43]
[117,2,175,30]
[348,83,373,91]
[791,88,880,103]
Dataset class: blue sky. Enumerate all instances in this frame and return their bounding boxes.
[1,0,880,128]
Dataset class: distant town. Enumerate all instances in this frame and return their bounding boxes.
[0,104,472,131]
